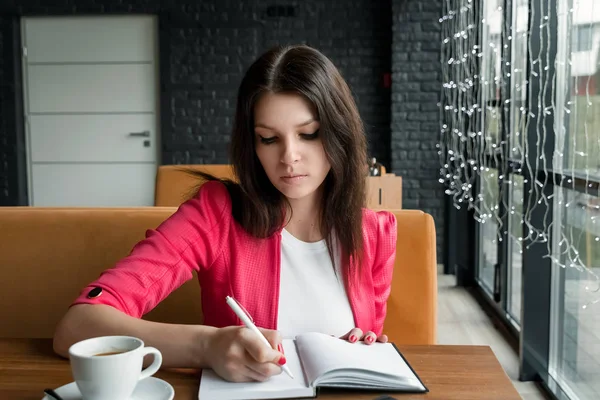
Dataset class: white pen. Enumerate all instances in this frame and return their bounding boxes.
[225,296,294,379]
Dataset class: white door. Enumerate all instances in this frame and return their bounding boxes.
[21,15,160,206]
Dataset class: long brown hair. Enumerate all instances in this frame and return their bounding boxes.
[188,44,368,273]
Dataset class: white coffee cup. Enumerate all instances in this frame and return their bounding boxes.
[68,336,162,400]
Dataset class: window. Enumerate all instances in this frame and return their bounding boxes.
[507,174,524,324]
[443,0,600,398]
[563,21,600,176]
[549,2,600,399]
[481,0,504,155]
[572,24,593,52]
[508,0,529,160]
[478,168,499,293]
[550,189,600,400]
[505,0,529,326]
[477,0,504,295]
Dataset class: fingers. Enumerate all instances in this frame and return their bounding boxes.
[241,366,269,382]
[218,359,256,382]
[243,329,284,381]
[245,359,282,380]
[219,364,277,383]
[341,328,387,345]
[377,334,389,343]
[213,326,286,383]
[340,327,363,343]
[362,331,377,345]
[239,328,283,365]
[259,328,283,351]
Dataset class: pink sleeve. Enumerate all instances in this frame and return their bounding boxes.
[372,211,398,336]
[71,181,230,318]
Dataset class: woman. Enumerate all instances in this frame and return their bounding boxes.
[53,44,397,383]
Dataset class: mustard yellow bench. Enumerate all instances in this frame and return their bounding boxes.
[153,164,396,208]
[154,164,236,207]
[0,207,437,344]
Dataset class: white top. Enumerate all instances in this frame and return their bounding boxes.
[276,229,355,339]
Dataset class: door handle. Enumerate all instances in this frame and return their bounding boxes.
[128,130,150,137]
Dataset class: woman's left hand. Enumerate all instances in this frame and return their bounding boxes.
[340,328,388,345]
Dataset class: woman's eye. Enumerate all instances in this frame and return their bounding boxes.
[259,136,276,144]
[301,130,320,140]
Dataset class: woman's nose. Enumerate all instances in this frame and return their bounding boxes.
[280,142,301,164]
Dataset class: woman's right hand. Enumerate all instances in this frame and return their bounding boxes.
[204,326,286,382]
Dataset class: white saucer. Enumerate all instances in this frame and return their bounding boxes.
[41,376,174,400]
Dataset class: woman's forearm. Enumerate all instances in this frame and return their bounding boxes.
[53,304,217,369]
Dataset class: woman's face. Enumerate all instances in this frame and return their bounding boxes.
[254,92,331,203]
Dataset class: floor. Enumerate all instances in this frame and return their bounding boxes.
[437,272,549,400]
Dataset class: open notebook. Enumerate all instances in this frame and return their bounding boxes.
[199,332,428,400]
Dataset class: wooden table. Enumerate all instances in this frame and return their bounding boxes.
[0,339,521,399]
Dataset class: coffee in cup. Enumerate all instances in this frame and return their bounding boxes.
[93,351,126,357]
[69,336,162,400]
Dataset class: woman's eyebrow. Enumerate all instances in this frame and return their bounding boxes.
[254,118,316,130]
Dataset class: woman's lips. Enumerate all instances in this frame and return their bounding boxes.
[281,175,307,184]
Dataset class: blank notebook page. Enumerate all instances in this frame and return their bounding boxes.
[296,332,424,388]
[198,339,312,400]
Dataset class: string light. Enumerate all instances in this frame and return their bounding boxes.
[439,0,599,308]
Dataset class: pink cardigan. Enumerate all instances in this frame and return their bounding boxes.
[73,181,398,335]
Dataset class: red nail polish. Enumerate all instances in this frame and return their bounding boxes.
[366,336,373,343]
[277,343,285,354]
[278,356,287,366]
[349,335,357,343]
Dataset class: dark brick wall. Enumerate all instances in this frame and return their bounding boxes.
[391,0,444,259]
[0,0,392,205]
[0,0,445,262]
